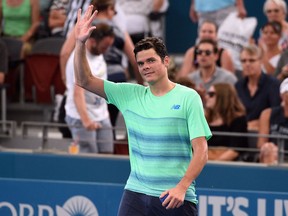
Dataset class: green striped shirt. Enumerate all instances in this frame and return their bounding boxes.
[104,80,211,204]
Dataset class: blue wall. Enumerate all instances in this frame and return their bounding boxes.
[165,0,288,53]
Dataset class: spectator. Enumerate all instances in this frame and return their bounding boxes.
[189,0,246,27]
[48,0,70,37]
[188,38,237,93]
[65,22,115,154]
[61,0,92,37]
[263,0,288,50]
[117,0,153,44]
[205,83,248,161]
[257,77,288,164]
[235,44,281,132]
[258,21,282,75]
[0,0,40,57]
[179,20,234,78]
[149,0,169,39]
[60,0,142,139]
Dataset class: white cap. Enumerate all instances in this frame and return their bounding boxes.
[280,78,288,94]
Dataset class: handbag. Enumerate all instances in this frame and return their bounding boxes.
[217,12,257,71]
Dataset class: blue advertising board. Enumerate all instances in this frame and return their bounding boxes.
[0,178,288,216]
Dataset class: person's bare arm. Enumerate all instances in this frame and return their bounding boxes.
[160,136,208,209]
[189,0,198,23]
[74,6,106,99]
[21,0,40,42]
[123,31,143,84]
[257,108,272,149]
[153,0,164,12]
[60,27,76,83]
[74,85,101,130]
[178,47,195,78]
[220,50,235,73]
[236,0,247,18]
[217,149,239,161]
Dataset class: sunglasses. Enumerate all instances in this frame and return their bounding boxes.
[266,9,280,14]
[196,49,213,56]
[206,91,216,97]
[240,58,258,64]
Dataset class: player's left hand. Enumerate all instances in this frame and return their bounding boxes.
[160,186,185,209]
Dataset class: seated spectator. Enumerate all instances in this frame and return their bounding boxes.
[258,21,282,75]
[235,44,281,132]
[0,0,40,57]
[65,23,115,154]
[257,78,288,164]
[179,20,234,78]
[263,0,288,50]
[205,83,248,161]
[48,0,70,37]
[188,38,237,93]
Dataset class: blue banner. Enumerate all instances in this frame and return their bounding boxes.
[1,178,288,216]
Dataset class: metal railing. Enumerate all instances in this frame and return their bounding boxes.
[1,121,288,165]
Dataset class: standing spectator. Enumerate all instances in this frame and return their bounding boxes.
[65,22,115,154]
[258,21,282,75]
[205,83,248,161]
[0,0,40,57]
[189,0,246,27]
[235,44,281,132]
[118,0,153,44]
[60,0,142,139]
[149,0,169,39]
[74,6,211,215]
[263,0,288,50]
[179,20,234,78]
[61,0,91,37]
[188,39,237,93]
[257,78,288,164]
[48,0,70,37]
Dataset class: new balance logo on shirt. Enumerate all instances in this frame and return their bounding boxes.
[171,104,181,110]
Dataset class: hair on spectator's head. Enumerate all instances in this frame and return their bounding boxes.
[263,0,287,15]
[134,37,168,62]
[92,0,115,12]
[261,21,282,35]
[196,38,218,54]
[241,44,263,59]
[90,23,115,41]
[199,20,219,34]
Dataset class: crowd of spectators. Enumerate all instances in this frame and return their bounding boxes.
[1,0,288,163]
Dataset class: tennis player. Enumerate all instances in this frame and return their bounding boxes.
[73,5,212,216]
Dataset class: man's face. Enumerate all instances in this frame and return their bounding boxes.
[89,36,114,55]
[240,51,261,77]
[136,48,169,84]
[196,43,218,69]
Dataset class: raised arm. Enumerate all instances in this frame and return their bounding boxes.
[74,5,106,99]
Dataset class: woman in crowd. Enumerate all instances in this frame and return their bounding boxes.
[259,21,282,75]
[205,83,248,161]
[263,0,288,50]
